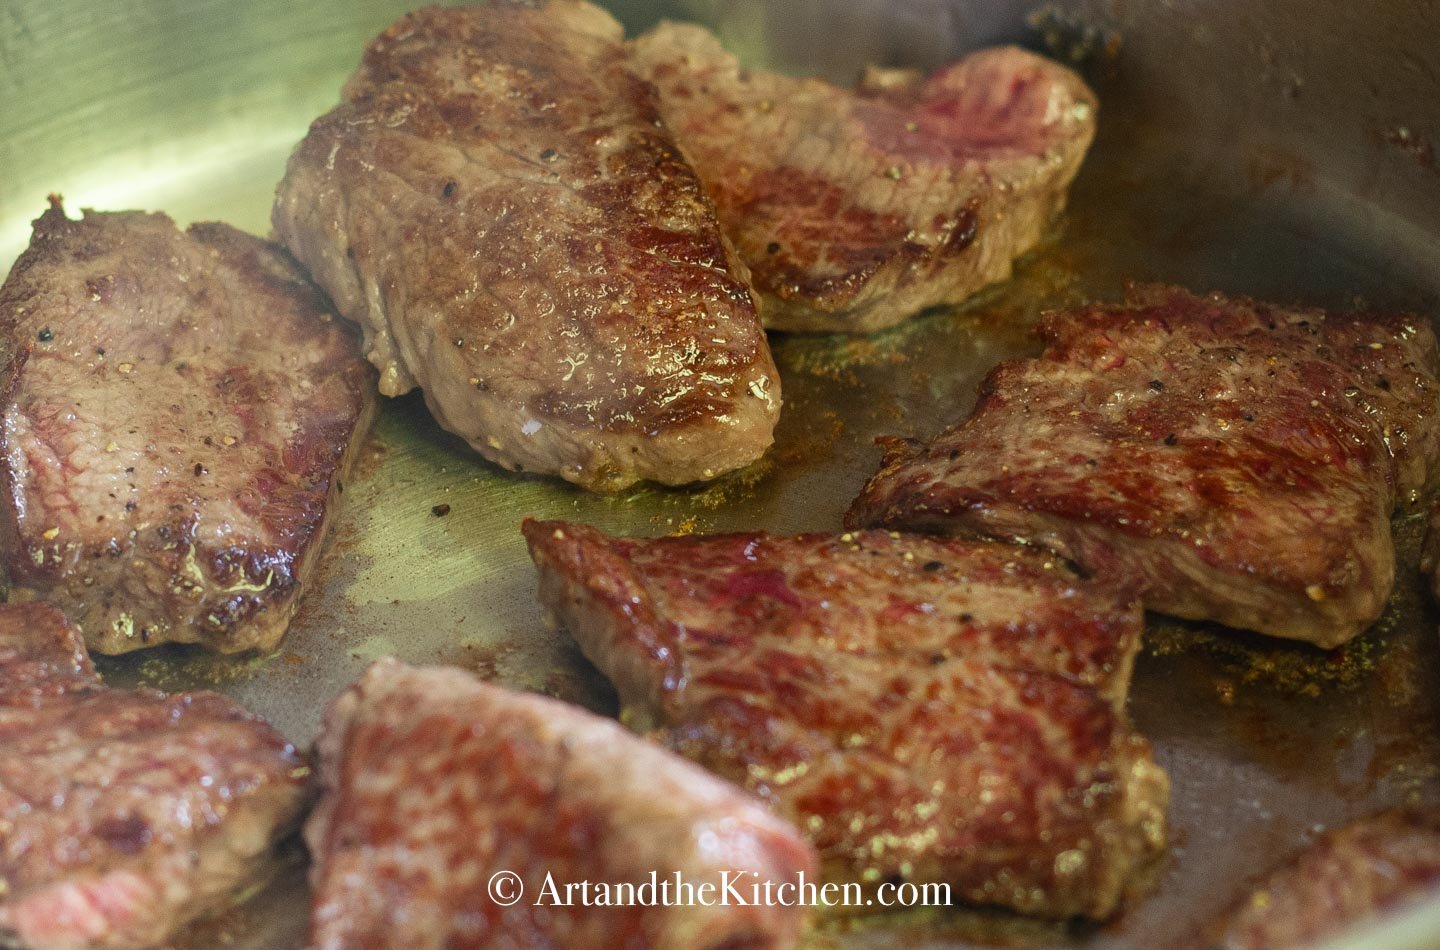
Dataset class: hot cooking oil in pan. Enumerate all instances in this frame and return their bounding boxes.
[81,90,1440,950]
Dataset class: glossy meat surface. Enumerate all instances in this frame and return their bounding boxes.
[0,602,308,949]
[630,23,1096,333]
[1207,809,1440,949]
[849,286,1440,647]
[0,200,374,654]
[307,658,816,949]
[274,2,779,491]
[524,520,1167,919]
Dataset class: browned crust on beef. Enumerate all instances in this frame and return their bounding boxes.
[848,286,1440,647]
[273,2,780,491]
[0,603,309,949]
[0,199,374,654]
[307,658,816,949]
[523,520,1168,920]
[631,23,1097,333]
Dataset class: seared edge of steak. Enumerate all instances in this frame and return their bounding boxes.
[523,519,1168,919]
[0,603,309,949]
[273,2,779,491]
[847,285,1440,647]
[521,519,1143,706]
[0,199,374,654]
[631,23,1097,333]
[306,658,817,949]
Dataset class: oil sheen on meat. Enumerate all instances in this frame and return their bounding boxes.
[0,199,374,654]
[0,602,308,950]
[524,520,1168,920]
[273,1,780,491]
[630,22,1097,333]
[306,658,816,949]
[849,286,1440,648]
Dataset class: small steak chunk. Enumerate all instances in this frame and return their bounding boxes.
[0,602,309,950]
[1206,809,1440,949]
[848,286,1440,647]
[524,520,1167,920]
[307,658,816,949]
[0,199,374,654]
[274,2,780,491]
[630,23,1096,333]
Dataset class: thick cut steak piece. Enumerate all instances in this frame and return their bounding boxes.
[307,658,816,949]
[524,520,1167,920]
[0,602,309,950]
[0,200,374,654]
[1205,809,1440,949]
[273,1,780,491]
[848,286,1440,648]
[630,23,1096,334]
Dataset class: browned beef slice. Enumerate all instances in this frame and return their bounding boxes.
[524,520,1167,920]
[273,1,780,491]
[848,286,1440,648]
[0,199,374,654]
[0,602,309,949]
[630,22,1097,333]
[306,658,816,949]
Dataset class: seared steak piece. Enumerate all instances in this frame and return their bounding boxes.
[273,2,780,491]
[849,286,1440,648]
[307,659,816,949]
[0,200,373,654]
[1205,809,1440,949]
[0,602,309,950]
[524,520,1167,920]
[629,23,1096,334]
[529,521,1142,705]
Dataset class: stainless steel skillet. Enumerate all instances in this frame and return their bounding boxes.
[2,0,1438,945]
